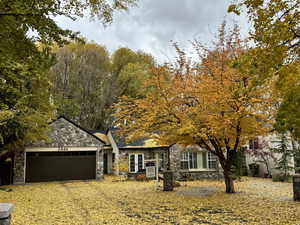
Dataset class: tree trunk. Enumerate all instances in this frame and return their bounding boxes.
[224,171,235,193]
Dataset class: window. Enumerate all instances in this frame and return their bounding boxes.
[180,151,216,170]
[129,153,144,173]
[181,152,189,169]
[208,152,217,169]
[249,138,259,150]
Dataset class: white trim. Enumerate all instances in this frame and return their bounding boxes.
[25,147,100,152]
[24,152,26,183]
[128,153,144,173]
[180,169,217,172]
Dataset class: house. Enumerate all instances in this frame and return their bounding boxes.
[94,128,170,178]
[244,134,299,177]
[13,116,110,184]
[94,128,221,180]
[12,116,221,184]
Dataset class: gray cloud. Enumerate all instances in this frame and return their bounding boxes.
[56,0,249,63]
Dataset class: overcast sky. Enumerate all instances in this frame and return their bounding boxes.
[56,0,250,63]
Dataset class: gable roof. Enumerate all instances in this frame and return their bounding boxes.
[108,127,169,149]
[55,116,107,145]
[29,116,106,147]
[93,131,111,145]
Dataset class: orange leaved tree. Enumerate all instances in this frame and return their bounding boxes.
[113,24,275,193]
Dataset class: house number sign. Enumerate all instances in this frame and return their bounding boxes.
[58,146,69,151]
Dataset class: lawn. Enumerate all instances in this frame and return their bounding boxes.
[1,177,300,225]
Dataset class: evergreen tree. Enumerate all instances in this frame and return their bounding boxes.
[271,133,294,179]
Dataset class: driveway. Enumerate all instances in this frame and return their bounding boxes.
[1,177,300,225]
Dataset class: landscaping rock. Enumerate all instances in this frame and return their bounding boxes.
[0,203,14,225]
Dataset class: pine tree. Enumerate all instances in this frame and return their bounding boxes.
[271,133,294,179]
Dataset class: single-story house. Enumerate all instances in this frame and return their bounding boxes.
[12,116,221,184]
[94,128,221,180]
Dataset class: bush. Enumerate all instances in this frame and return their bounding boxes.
[272,174,292,182]
[173,181,181,187]
[135,173,147,181]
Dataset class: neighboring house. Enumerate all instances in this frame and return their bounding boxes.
[13,116,111,184]
[245,134,299,177]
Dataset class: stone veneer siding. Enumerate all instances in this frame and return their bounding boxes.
[30,117,103,148]
[13,151,25,184]
[96,149,104,180]
[13,117,104,184]
[169,144,223,180]
[118,149,168,176]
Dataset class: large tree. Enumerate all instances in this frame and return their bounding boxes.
[0,0,137,153]
[229,0,300,140]
[50,44,155,130]
[114,24,275,193]
[50,42,110,129]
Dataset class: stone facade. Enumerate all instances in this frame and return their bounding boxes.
[13,151,25,184]
[96,149,104,180]
[118,148,168,176]
[30,117,103,148]
[13,117,104,184]
[178,170,221,180]
[169,144,222,181]
[169,144,183,179]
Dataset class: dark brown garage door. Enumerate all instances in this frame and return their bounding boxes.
[26,151,96,182]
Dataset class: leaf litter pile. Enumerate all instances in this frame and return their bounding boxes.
[1,177,300,225]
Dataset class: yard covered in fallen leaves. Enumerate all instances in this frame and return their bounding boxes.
[1,177,300,225]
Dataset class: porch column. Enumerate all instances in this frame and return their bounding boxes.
[13,151,25,184]
[96,148,104,180]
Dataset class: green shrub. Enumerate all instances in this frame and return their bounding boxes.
[272,174,292,182]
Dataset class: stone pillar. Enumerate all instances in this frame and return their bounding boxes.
[163,171,174,191]
[0,203,14,225]
[169,144,183,180]
[13,151,25,184]
[293,174,300,201]
[96,149,104,181]
[107,151,113,174]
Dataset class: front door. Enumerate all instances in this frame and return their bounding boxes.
[129,153,144,173]
[103,153,108,174]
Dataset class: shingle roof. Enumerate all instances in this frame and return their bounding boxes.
[109,127,168,148]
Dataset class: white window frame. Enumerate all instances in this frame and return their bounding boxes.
[180,151,217,171]
[207,152,217,169]
[128,153,144,173]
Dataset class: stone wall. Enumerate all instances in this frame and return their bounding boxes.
[29,117,103,148]
[96,149,104,180]
[169,144,223,180]
[13,117,104,184]
[13,151,25,184]
[169,144,184,179]
[178,170,221,180]
[118,149,168,175]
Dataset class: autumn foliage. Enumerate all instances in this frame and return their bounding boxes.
[114,24,276,193]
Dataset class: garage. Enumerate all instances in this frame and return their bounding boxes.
[13,116,108,184]
[25,151,96,182]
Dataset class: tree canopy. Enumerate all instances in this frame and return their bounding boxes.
[114,24,276,193]
[50,43,155,130]
[0,0,137,153]
[229,0,300,140]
